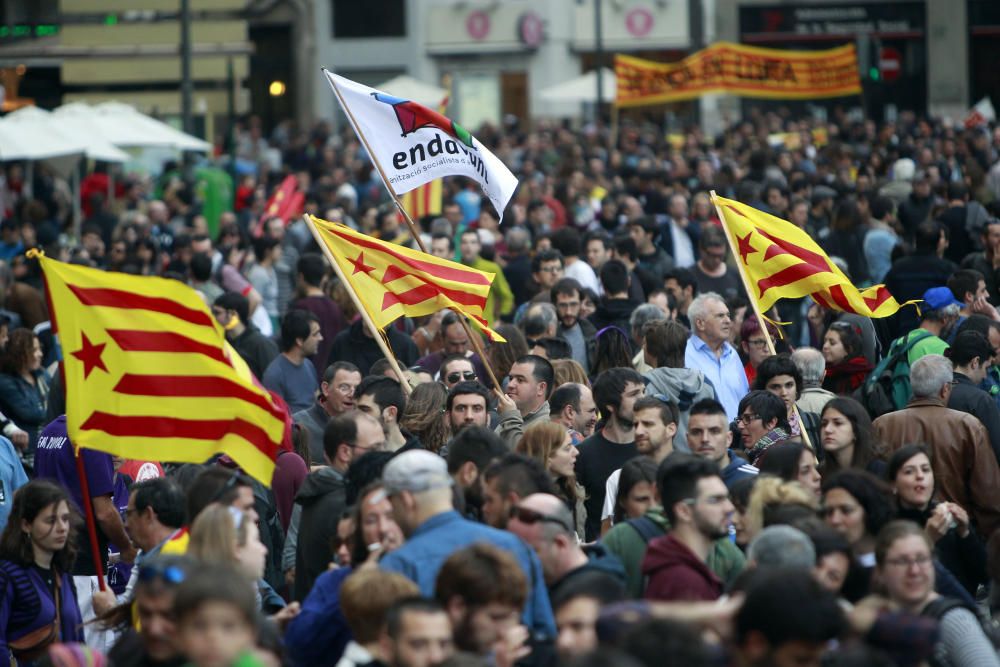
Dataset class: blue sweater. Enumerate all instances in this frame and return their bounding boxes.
[283,567,352,667]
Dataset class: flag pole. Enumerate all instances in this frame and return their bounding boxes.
[303,216,413,395]
[325,69,504,391]
[710,191,816,454]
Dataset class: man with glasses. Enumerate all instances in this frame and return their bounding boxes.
[292,412,384,600]
[552,278,596,373]
[377,450,556,637]
[643,454,737,602]
[691,226,743,301]
[685,292,748,420]
[507,493,625,599]
[416,311,491,388]
[293,361,362,464]
[439,354,478,391]
[736,390,790,465]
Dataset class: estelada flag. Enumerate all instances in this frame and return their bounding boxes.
[323,70,518,220]
[714,195,910,318]
[309,215,506,341]
[256,174,304,235]
[36,252,285,485]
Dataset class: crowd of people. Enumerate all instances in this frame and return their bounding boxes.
[1,105,1000,667]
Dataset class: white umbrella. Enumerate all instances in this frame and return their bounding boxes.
[374,74,448,107]
[0,106,88,161]
[539,68,616,104]
[7,106,130,163]
[55,101,211,152]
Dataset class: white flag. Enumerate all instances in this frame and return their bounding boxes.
[323,70,518,220]
[965,97,996,129]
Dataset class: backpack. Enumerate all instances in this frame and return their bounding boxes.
[921,596,1000,666]
[625,515,664,596]
[858,330,933,418]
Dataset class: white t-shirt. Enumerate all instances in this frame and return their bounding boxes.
[565,258,601,294]
[601,468,622,524]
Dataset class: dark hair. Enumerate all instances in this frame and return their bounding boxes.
[592,367,644,418]
[297,253,327,287]
[549,383,583,416]
[550,570,625,611]
[754,354,803,399]
[132,477,186,529]
[948,269,984,304]
[870,195,895,221]
[758,443,810,482]
[345,452,394,507]
[914,220,945,254]
[99,555,194,630]
[431,232,455,252]
[446,426,508,474]
[819,397,879,476]
[619,618,712,667]
[628,216,659,238]
[633,395,679,427]
[385,597,447,639]
[531,249,564,274]
[795,518,852,562]
[1,329,37,375]
[435,543,527,610]
[825,321,864,360]
[0,480,78,572]
[189,252,213,282]
[482,453,558,498]
[445,381,490,412]
[948,330,995,367]
[955,313,1000,339]
[550,227,582,258]
[280,309,319,352]
[173,562,258,626]
[592,328,635,377]
[612,235,638,262]
[185,467,252,523]
[821,469,894,539]
[214,291,249,324]
[324,413,359,462]
[689,398,727,419]
[252,235,280,262]
[737,390,788,432]
[513,354,555,400]
[735,567,844,647]
[487,324,528,381]
[657,453,722,524]
[325,360,361,383]
[643,320,688,368]
[884,443,933,489]
[599,259,629,295]
[550,277,583,304]
[614,457,658,523]
[369,358,393,377]
[355,375,406,416]
[663,267,697,296]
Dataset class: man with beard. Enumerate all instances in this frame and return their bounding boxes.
[447,426,508,520]
[552,278,596,373]
[381,598,455,667]
[642,454,735,602]
[548,383,598,444]
[687,399,759,489]
[600,396,678,533]
[575,368,644,540]
[445,382,490,434]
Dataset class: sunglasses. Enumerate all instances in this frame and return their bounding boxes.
[509,505,573,534]
[446,371,477,384]
[138,564,186,585]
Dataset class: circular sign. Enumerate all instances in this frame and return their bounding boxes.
[879,46,902,83]
[518,11,544,48]
[625,7,655,38]
[466,10,490,40]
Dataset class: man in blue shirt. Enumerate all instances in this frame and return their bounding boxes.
[684,292,748,420]
[262,308,322,413]
[378,450,556,637]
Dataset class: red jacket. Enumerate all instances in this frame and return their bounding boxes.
[641,533,723,602]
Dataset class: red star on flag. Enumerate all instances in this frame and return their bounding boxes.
[737,232,758,264]
[72,332,108,379]
[350,252,375,276]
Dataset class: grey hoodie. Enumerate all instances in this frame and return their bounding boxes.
[643,367,717,452]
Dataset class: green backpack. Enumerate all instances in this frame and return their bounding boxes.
[858,330,933,418]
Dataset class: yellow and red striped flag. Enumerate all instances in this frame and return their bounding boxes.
[36,252,285,485]
[309,215,506,341]
[714,194,911,318]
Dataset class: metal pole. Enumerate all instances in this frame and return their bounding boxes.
[594,0,604,123]
[180,0,193,134]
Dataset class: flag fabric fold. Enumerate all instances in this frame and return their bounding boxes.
[322,70,518,219]
[37,252,284,485]
[259,174,304,229]
[714,195,911,318]
[309,215,506,341]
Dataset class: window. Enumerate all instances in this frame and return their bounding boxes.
[332,0,405,39]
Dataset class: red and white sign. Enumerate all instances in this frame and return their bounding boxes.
[625,7,654,38]
[518,11,544,48]
[879,46,901,83]
[466,10,490,40]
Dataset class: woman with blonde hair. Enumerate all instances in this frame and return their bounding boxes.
[552,358,590,388]
[188,504,268,583]
[516,421,586,538]
[743,475,818,543]
[399,382,449,453]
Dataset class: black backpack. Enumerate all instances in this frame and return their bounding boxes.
[922,596,1000,666]
[858,331,934,419]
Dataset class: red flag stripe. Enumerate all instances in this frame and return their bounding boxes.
[382,281,488,311]
[757,262,830,298]
[80,411,278,456]
[863,286,893,311]
[107,329,231,366]
[827,284,854,313]
[325,224,490,285]
[758,229,830,270]
[68,285,215,329]
[112,374,286,421]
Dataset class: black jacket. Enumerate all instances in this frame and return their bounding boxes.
[327,319,419,376]
[948,372,1000,465]
[588,298,639,340]
[293,467,347,601]
[232,324,279,380]
[883,254,956,339]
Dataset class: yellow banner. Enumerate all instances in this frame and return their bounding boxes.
[615,42,861,107]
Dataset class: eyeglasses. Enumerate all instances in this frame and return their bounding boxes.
[884,554,932,569]
[509,506,573,534]
[736,413,761,425]
[446,371,477,384]
[746,338,769,349]
[138,563,186,585]
[538,266,562,274]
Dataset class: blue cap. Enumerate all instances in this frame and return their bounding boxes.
[922,286,963,311]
